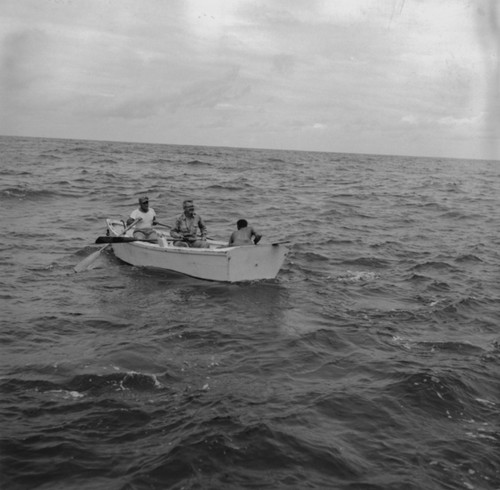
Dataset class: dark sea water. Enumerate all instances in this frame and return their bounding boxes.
[1,135,499,490]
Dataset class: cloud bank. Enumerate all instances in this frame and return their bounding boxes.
[0,0,497,159]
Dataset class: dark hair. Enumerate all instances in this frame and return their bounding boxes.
[237,219,248,229]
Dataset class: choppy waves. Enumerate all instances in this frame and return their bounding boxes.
[1,136,499,489]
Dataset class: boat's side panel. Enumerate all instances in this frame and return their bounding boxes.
[112,242,232,281]
[226,244,288,282]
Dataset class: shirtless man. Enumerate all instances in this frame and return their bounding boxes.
[228,219,262,246]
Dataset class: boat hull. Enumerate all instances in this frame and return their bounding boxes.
[105,220,288,282]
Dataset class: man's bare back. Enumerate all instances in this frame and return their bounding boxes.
[228,220,262,246]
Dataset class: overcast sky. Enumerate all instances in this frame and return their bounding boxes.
[1,0,499,159]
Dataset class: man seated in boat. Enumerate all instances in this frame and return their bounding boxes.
[228,219,262,246]
[171,199,209,248]
[126,196,158,240]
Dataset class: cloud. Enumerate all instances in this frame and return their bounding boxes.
[438,115,483,127]
[1,29,51,95]
[272,54,296,75]
[0,0,495,158]
[401,115,418,126]
[475,0,500,158]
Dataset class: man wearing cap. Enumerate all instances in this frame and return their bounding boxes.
[126,196,158,240]
[171,199,209,248]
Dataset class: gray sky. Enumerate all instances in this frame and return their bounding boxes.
[1,0,499,159]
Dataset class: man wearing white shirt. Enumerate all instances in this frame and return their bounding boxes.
[127,196,158,240]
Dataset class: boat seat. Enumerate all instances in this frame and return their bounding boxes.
[157,236,172,248]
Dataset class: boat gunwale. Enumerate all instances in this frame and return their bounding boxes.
[106,219,282,256]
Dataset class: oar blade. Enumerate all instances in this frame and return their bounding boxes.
[74,217,141,273]
[73,247,106,273]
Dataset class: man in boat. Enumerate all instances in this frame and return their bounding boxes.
[228,219,262,246]
[171,199,209,248]
[126,196,158,240]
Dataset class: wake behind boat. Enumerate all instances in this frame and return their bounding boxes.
[93,219,289,282]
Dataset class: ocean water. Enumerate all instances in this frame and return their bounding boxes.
[1,134,499,490]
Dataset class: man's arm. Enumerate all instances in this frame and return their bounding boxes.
[198,216,207,239]
[251,227,262,244]
[126,211,141,227]
[170,216,183,239]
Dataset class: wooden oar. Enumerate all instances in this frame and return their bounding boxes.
[155,222,188,240]
[159,221,285,247]
[156,223,201,242]
[73,218,140,273]
[156,222,222,245]
[95,236,158,244]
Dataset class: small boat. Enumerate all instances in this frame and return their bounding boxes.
[99,219,289,282]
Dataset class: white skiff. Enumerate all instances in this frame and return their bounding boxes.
[102,219,289,282]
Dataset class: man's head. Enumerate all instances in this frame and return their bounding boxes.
[139,196,149,210]
[237,219,248,229]
[183,200,195,215]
